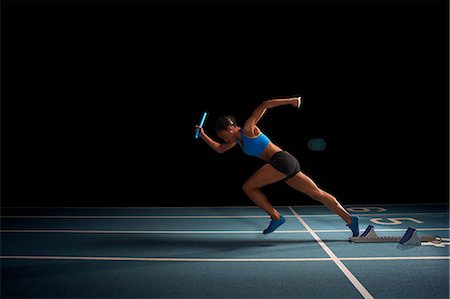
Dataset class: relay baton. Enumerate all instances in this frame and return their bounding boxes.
[195,111,208,139]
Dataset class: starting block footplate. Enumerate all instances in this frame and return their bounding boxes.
[349,225,442,246]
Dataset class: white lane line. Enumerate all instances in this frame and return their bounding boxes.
[340,256,450,261]
[288,206,374,299]
[301,212,449,217]
[1,212,448,219]
[0,256,331,262]
[0,229,311,235]
[1,228,449,234]
[0,215,275,219]
[2,206,270,209]
[1,256,449,262]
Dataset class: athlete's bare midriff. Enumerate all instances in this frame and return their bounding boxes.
[259,142,283,162]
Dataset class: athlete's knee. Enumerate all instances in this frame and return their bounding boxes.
[309,188,325,202]
[242,181,257,194]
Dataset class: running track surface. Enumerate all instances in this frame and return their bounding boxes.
[1,203,449,298]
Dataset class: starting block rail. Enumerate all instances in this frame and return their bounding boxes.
[349,225,442,246]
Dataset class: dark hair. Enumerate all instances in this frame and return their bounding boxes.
[215,115,238,133]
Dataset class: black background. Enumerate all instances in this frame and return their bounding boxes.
[2,1,449,207]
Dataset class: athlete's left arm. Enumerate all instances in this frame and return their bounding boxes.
[243,96,301,135]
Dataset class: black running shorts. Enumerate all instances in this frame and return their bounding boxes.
[269,151,300,179]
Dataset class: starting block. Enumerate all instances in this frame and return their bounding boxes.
[349,225,442,246]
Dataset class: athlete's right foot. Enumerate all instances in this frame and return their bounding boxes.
[346,215,359,237]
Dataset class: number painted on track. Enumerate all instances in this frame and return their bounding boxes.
[370,217,424,225]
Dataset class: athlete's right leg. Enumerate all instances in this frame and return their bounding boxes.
[285,171,359,236]
[285,171,351,224]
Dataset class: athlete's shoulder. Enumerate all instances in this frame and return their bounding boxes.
[242,125,260,138]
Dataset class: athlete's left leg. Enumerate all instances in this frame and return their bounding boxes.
[242,163,286,220]
[242,164,289,233]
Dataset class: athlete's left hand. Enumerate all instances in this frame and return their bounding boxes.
[292,96,301,108]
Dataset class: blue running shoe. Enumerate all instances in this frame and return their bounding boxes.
[263,215,286,234]
[346,215,359,237]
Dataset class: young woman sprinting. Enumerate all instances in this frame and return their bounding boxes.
[196,96,359,236]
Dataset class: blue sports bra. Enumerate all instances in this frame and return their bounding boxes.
[238,130,271,158]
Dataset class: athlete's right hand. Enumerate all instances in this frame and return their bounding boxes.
[195,125,204,136]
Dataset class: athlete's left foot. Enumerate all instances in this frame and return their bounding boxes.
[263,215,286,234]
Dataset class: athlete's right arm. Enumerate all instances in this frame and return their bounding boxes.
[196,126,237,154]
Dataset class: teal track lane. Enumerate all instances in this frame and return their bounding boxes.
[1,203,449,298]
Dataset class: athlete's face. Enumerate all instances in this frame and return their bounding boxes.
[217,126,236,143]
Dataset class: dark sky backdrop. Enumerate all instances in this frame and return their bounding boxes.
[2,1,449,207]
